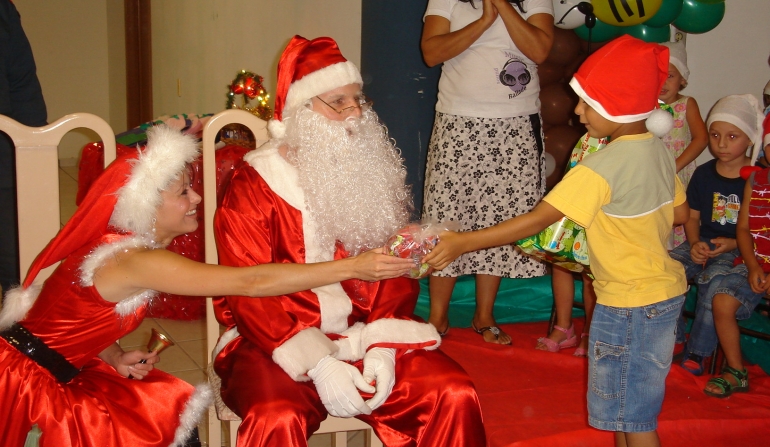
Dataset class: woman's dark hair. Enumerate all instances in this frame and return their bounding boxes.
[459,0,526,14]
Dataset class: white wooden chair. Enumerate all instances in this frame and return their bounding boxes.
[201,109,383,447]
[0,113,116,282]
[0,113,116,446]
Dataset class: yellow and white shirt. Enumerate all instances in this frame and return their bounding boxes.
[544,133,687,308]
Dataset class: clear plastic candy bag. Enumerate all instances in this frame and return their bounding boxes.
[386,221,458,279]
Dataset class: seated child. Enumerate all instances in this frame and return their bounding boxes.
[669,95,756,372]
[425,36,688,447]
[678,95,766,398]
[659,40,708,248]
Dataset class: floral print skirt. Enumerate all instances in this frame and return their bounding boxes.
[422,112,547,278]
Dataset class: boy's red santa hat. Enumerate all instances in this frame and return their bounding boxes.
[268,35,363,139]
[569,35,673,137]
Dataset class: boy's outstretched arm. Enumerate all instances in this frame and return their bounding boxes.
[424,201,564,270]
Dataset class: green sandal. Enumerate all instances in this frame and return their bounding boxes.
[704,366,749,398]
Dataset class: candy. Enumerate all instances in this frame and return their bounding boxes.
[386,223,439,279]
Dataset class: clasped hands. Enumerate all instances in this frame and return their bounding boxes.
[689,238,736,265]
[308,348,396,417]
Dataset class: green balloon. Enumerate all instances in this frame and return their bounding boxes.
[626,24,671,42]
[693,0,724,3]
[674,0,725,34]
[574,20,623,42]
[645,0,684,28]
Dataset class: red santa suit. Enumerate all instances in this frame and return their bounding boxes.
[212,141,486,447]
[0,126,210,447]
[0,236,207,447]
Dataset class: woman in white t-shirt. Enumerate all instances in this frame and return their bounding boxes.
[421,0,553,344]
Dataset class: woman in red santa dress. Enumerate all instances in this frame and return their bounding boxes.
[0,125,414,447]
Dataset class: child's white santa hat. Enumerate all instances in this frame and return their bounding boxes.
[706,94,764,164]
[569,35,674,137]
[661,40,689,81]
[267,35,363,139]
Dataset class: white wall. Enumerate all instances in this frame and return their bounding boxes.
[16,0,126,165]
[151,0,361,117]
[19,1,769,164]
[684,1,770,164]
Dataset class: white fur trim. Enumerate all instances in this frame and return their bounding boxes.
[168,384,213,447]
[244,145,353,334]
[570,78,652,124]
[0,283,41,330]
[333,322,366,361]
[110,125,200,236]
[333,319,441,362]
[212,326,241,358]
[646,108,675,138]
[283,61,362,117]
[79,235,160,317]
[79,235,159,286]
[267,119,286,139]
[271,327,338,381]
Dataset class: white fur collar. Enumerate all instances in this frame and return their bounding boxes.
[80,235,160,317]
[242,143,352,334]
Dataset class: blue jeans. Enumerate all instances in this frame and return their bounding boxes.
[669,239,739,343]
[587,294,685,432]
[685,264,766,357]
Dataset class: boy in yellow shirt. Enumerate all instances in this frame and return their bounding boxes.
[425,35,689,447]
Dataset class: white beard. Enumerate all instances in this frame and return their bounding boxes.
[282,106,412,255]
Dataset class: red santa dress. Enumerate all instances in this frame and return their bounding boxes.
[0,234,209,447]
[212,142,487,447]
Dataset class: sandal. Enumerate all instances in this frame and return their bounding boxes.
[681,353,704,376]
[437,323,450,337]
[472,321,512,345]
[704,365,749,398]
[573,332,589,357]
[536,324,577,352]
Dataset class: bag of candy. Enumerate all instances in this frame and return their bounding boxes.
[516,133,608,274]
[386,221,458,279]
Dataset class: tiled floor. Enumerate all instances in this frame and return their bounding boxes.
[59,165,366,447]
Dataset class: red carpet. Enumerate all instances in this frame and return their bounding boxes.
[439,321,770,447]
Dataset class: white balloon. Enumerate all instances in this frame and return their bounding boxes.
[544,152,556,178]
[552,0,586,30]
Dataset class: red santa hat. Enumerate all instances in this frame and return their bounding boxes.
[267,35,363,139]
[569,35,673,137]
[20,125,199,289]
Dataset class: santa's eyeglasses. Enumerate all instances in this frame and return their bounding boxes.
[314,95,373,115]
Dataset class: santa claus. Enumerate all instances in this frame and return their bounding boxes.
[211,35,486,446]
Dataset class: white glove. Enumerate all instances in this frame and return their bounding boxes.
[307,355,375,417]
[361,348,396,411]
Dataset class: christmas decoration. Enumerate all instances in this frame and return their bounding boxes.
[226,70,273,120]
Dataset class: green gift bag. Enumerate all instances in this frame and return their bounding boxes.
[516,133,608,274]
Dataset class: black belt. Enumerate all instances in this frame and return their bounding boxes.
[1,323,80,383]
